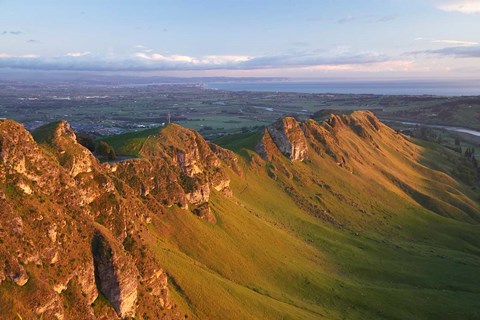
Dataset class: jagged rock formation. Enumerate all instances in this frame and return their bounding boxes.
[92,231,138,318]
[257,117,309,162]
[0,119,237,319]
[112,123,233,222]
[33,120,98,177]
[257,111,383,166]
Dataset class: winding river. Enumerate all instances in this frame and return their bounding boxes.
[381,119,480,138]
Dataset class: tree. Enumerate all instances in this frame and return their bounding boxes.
[95,141,116,161]
[454,137,461,146]
[76,133,96,152]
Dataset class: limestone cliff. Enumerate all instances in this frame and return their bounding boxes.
[92,231,138,318]
[113,123,234,221]
[33,120,99,177]
[0,118,240,319]
[256,117,309,162]
[256,111,385,166]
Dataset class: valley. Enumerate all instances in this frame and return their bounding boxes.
[2,80,480,137]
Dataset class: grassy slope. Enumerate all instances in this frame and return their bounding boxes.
[99,127,162,156]
[132,119,480,319]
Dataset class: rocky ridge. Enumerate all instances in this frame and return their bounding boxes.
[256,111,383,166]
[2,110,478,319]
[0,119,237,319]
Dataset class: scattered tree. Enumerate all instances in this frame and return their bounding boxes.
[454,137,461,146]
[76,133,96,152]
[95,141,116,161]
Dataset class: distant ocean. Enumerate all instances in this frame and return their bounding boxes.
[206,81,480,96]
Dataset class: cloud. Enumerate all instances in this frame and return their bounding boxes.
[0,53,38,58]
[27,39,39,43]
[376,14,398,22]
[336,14,397,24]
[65,52,91,57]
[1,30,22,35]
[336,15,358,24]
[435,0,480,14]
[305,59,416,73]
[240,51,388,69]
[412,45,480,58]
[0,50,390,72]
[414,37,478,46]
[134,52,251,65]
[432,39,478,46]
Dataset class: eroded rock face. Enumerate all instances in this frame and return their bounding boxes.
[77,262,99,305]
[256,129,280,162]
[0,120,78,200]
[33,291,64,320]
[184,181,210,204]
[92,232,138,318]
[5,259,29,286]
[193,202,216,224]
[0,118,236,318]
[114,124,235,213]
[113,158,188,208]
[33,120,99,177]
[140,256,172,309]
[257,117,309,162]
[209,142,243,176]
[257,111,389,166]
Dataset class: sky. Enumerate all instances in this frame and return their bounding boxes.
[1,0,480,79]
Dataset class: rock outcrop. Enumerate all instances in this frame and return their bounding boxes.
[5,258,29,286]
[256,117,309,162]
[0,118,238,318]
[92,231,138,318]
[32,120,99,177]
[256,111,386,166]
[113,123,234,217]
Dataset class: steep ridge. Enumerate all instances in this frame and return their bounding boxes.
[1,112,479,319]
[255,111,479,223]
[0,120,236,319]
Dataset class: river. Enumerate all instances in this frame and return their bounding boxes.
[381,119,480,138]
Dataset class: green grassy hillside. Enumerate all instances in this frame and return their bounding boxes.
[99,126,163,156]
[138,114,480,319]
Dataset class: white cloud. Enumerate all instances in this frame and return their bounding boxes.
[435,0,480,14]
[0,50,390,72]
[412,45,480,58]
[134,52,251,65]
[134,52,195,63]
[0,53,38,58]
[415,37,478,46]
[135,52,250,65]
[305,60,416,73]
[21,54,39,58]
[203,55,252,64]
[65,52,91,57]
[432,39,478,46]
